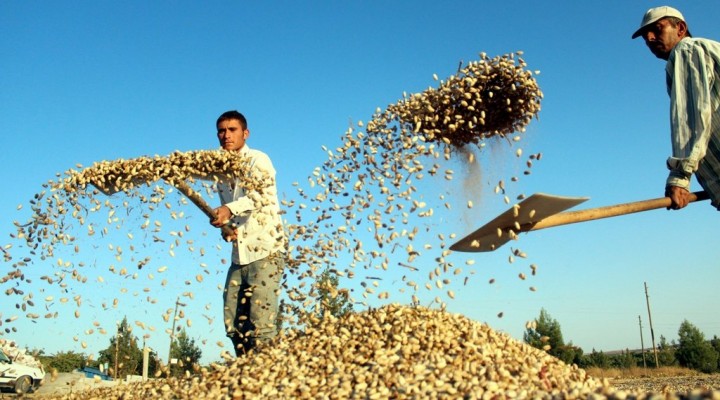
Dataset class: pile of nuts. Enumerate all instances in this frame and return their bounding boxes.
[38,304,720,399]
[40,304,610,399]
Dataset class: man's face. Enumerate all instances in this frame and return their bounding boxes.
[217,119,248,151]
[641,18,685,60]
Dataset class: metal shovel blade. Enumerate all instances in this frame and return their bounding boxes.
[450,193,589,252]
[450,191,709,253]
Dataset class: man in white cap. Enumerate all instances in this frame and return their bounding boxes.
[633,6,720,210]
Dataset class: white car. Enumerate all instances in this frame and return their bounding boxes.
[0,348,45,394]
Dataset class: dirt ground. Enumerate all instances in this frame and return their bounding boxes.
[2,372,718,398]
[608,373,720,395]
[0,372,122,398]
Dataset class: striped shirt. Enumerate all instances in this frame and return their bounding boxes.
[666,37,720,209]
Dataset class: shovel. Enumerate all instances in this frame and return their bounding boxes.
[450,191,709,252]
[90,178,236,239]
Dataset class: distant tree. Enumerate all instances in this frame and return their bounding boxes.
[315,268,353,318]
[632,350,650,368]
[558,345,584,366]
[43,351,88,373]
[524,309,561,350]
[609,349,636,369]
[675,320,718,373]
[711,336,720,370]
[28,348,45,358]
[656,335,677,367]
[523,308,579,364]
[169,328,202,377]
[585,349,610,369]
[98,317,143,379]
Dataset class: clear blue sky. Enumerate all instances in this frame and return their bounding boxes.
[2,1,719,365]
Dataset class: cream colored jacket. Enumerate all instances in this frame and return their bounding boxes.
[217,145,286,264]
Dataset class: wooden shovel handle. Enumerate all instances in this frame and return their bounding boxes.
[530,191,709,231]
[171,180,236,239]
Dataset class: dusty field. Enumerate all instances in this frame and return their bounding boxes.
[606,373,720,396]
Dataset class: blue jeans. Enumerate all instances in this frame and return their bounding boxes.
[223,253,284,350]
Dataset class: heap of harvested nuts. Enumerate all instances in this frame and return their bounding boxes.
[38,304,609,399]
[37,305,720,399]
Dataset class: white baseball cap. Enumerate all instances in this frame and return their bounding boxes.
[631,6,685,39]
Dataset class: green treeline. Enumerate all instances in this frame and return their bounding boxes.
[32,316,203,379]
[525,308,720,373]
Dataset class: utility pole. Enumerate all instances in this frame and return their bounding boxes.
[142,338,150,381]
[167,297,186,366]
[644,282,660,367]
[114,324,123,379]
[638,315,647,369]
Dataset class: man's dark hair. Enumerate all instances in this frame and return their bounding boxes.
[217,110,248,129]
[665,16,692,37]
